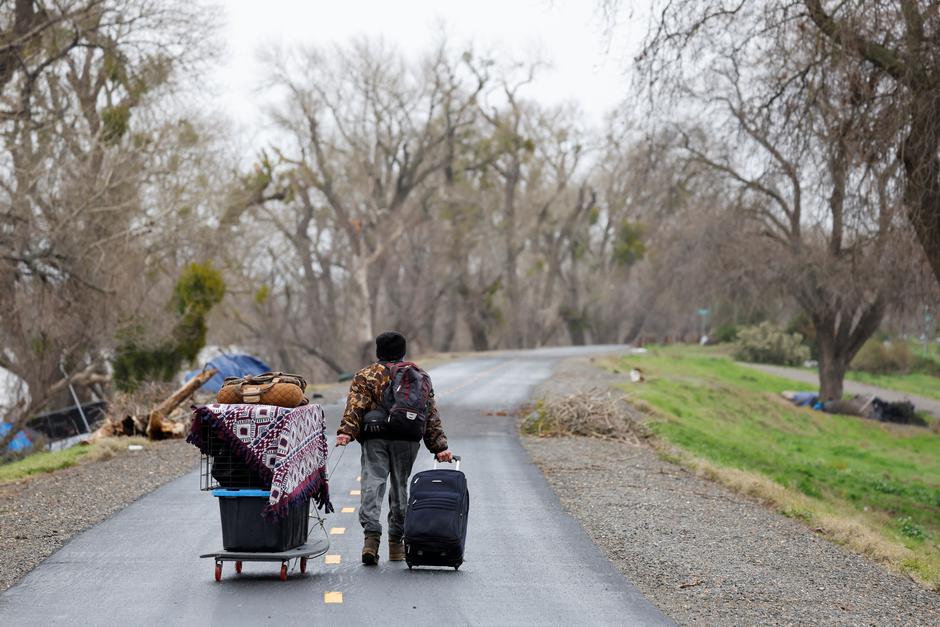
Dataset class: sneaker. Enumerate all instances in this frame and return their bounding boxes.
[388,537,405,561]
[362,535,380,565]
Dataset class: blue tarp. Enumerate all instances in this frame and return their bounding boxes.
[183,354,272,393]
[1,422,35,452]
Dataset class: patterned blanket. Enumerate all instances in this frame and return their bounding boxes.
[187,403,333,519]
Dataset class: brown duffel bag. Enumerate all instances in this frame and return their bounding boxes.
[216,372,308,408]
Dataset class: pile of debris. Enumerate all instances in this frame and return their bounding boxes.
[91,369,217,441]
[522,389,651,443]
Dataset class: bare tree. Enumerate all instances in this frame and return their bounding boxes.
[629,0,927,398]
[0,0,216,448]
[245,41,486,371]
[611,0,940,286]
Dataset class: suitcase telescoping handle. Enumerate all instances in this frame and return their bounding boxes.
[434,454,461,471]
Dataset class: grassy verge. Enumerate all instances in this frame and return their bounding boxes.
[0,438,149,484]
[845,370,940,402]
[698,340,940,401]
[612,346,940,590]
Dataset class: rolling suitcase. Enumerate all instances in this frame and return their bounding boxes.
[404,455,468,570]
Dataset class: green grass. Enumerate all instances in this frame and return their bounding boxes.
[615,345,940,589]
[0,446,93,483]
[0,437,149,484]
[706,337,940,400]
[846,370,940,402]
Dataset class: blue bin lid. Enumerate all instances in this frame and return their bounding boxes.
[212,489,270,498]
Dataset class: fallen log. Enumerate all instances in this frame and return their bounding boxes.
[147,369,218,440]
[89,412,147,441]
[90,369,218,442]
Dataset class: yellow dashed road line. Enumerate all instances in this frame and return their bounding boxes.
[350,489,361,496]
[329,527,345,535]
[324,591,343,604]
[341,506,355,513]
[324,555,341,565]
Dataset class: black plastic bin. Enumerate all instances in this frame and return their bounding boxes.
[215,489,310,552]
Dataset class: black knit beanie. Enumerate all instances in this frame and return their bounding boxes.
[376,331,407,362]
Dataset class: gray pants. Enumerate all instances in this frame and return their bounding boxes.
[359,438,420,539]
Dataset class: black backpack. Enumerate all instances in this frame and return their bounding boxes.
[380,361,432,441]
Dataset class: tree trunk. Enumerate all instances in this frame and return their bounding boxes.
[563,311,587,346]
[902,99,940,286]
[350,258,375,367]
[816,342,847,402]
[809,288,885,403]
[465,314,490,351]
[623,289,661,345]
[439,291,459,352]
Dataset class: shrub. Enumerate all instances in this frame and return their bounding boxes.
[786,313,818,359]
[712,323,739,344]
[899,516,928,541]
[913,354,940,377]
[113,263,225,391]
[733,322,810,367]
[851,339,913,375]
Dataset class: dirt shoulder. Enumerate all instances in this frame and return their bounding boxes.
[521,356,940,626]
[0,439,198,592]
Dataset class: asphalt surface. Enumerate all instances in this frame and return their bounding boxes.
[0,346,672,626]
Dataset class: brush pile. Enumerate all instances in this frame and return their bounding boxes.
[522,389,650,443]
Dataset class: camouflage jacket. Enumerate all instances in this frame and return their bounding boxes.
[338,362,448,453]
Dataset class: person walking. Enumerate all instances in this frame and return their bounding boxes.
[335,331,453,565]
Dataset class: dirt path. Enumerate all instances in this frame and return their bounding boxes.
[741,362,940,418]
[521,356,940,626]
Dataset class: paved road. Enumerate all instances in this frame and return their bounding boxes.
[743,362,940,418]
[0,346,671,626]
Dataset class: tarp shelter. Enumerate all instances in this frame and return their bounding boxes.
[183,354,272,394]
[1,422,35,452]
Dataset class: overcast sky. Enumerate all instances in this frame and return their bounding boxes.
[211,0,646,151]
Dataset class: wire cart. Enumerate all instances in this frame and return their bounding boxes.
[196,427,331,582]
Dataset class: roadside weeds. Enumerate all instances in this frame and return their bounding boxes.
[0,437,152,485]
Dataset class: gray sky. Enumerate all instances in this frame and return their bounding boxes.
[211,0,646,150]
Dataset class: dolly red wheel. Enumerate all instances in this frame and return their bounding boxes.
[280,563,288,581]
[235,561,242,574]
[300,558,307,574]
[214,563,222,582]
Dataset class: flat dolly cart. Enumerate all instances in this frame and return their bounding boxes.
[201,536,329,582]
[200,488,330,582]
